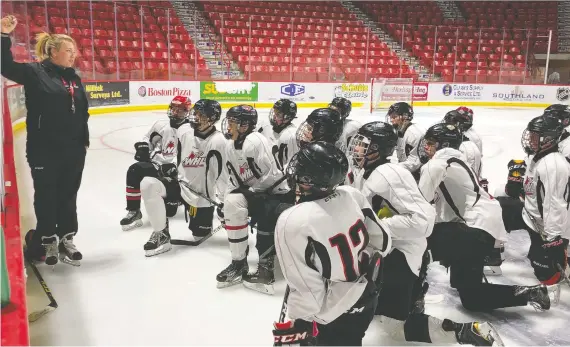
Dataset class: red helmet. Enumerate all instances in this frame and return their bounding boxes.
[456,106,474,121]
[168,96,191,127]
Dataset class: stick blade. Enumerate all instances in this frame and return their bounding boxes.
[28,304,56,323]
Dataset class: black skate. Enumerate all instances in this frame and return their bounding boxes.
[144,225,171,257]
[450,320,504,346]
[42,235,59,266]
[483,246,504,276]
[121,210,143,231]
[515,284,560,311]
[410,282,429,314]
[59,233,82,266]
[216,258,248,288]
[243,256,275,295]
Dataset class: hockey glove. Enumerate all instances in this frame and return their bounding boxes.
[479,178,489,193]
[216,203,225,227]
[529,236,569,285]
[505,159,526,199]
[159,163,178,179]
[273,320,318,346]
[134,142,151,162]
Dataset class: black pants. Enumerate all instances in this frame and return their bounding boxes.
[428,222,528,311]
[29,147,86,243]
[126,161,158,211]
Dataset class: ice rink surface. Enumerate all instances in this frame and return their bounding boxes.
[18,106,570,345]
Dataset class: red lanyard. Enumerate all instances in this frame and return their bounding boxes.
[61,78,76,113]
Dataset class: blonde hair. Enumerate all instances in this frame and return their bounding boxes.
[35,32,76,61]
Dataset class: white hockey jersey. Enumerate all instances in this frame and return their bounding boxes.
[396,123,425,173]
[350,163,435,276]
[143,119,180,165]
[459,140,483,178]
[177,123,228,208]
[274,185,392,324]
[258,123,299,170]
[522,151,570,239]
[225,132,289,196]
[418,148,507,242]
[464,128,483,156]
[558,130,570,160]
[336,118,362,153]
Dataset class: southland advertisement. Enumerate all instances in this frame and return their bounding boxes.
[491,85,545,102]
[129,82,198,105]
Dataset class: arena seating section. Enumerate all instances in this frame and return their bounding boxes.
[0,1,562,82]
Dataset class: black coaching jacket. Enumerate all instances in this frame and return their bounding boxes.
[1,34,90,163]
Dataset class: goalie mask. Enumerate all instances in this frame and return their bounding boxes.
[189,99,222,131]
[286,141,348,198]
[270,99,297,130]
[417,123,463,164]
[168,95,191,128]
[296,108,343,148]
[222,104,258,141]
[347,121,398,170]
[521,114,563,156]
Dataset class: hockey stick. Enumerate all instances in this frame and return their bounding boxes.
[278,285,291,323]
[26,258,58,322]
[171,224,224,246]
[178,180,222,208]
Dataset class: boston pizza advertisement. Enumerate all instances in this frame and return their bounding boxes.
[129,81,198,105]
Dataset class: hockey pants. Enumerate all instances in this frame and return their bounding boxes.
[126,161,158,211]
[140,176,181,232]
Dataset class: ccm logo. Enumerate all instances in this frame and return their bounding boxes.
[274,332,308,343]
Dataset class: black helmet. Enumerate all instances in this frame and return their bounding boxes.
[443,110,472,132]
[387,102,413,119]
[329,97,352,120]
[286,141,349,197]
[544,104,570,127]
[521,114,564,155]
[347,121,397,169]
[222,104,258,140]
[418,123,463,164]
[296,108,343,148]
[189,99,222,129]
[270,99,297,128]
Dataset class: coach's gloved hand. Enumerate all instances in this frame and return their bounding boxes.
[529,235,569,285]
[134,142,151,162]
[216,203,225,227]
[273,320,318,346]
[159,163,178,179]
[505,159,526,199]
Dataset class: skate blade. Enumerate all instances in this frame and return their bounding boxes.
[547,284,561,306]
[424,294,444,304]
[477,322,505,347]
[122,220,143,231]
[483,266,502,276]
[59,255,80,267]
[216,277,243,289]
[145,243,172,257]
[243,281,275,295]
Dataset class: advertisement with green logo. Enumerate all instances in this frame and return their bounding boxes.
[200,82,259,101]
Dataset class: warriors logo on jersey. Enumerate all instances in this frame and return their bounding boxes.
[182,150,206,168]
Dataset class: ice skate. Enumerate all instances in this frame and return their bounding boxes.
[120,210,143,231]
[144,225,171,257]
[216,258,248,288]
[243,256,275,295]
[451,320,504,346]
[41,235,59,267]
[410,282,429,314]
[58,233,82,266]
[514,284,558,311]
[483,247,504,276]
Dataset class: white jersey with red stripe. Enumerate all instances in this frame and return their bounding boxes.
[275,185,392,324]
[143,119,180,165]
[258,122,299,171]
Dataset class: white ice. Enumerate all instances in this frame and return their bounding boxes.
[16,106,570,345]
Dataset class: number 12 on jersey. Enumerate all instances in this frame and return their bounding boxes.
[329,219,370,282]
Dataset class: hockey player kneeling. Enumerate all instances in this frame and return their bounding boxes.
[120,96,190,231]
[139,99,227,257]
[347,122,503,346]
[418,123,557,313]
[217,105,295,293]
[273,142,391,346]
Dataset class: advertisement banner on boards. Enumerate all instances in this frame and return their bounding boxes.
[200,81,258,101]
[412,82,429,101]
[85,81,129,107]
[429,83,485,101]
[489,85,547,103]
[258,82,322,102]
[332,83,370,101]
[129,81,198,105]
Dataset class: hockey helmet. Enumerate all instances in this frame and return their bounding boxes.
[189,99,222,130]
[418,123,463,163]
[296,108,343,148]
[270,99,297,128]
[544,104,570,127]
[222,104,258,140]
[443,109,472,132]
[168,95,191,128]
[386,102,414,130]
[347,121,398,169]
[329,97,352,120]
[287,141,349,198]
[521,114,564,156]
